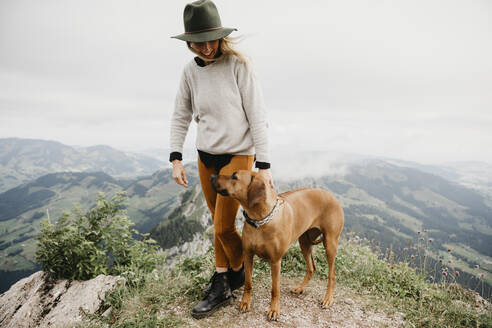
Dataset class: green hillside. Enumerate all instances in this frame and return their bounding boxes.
[149,183,209,250]
[0,171,124,271]
[0,163,199,290]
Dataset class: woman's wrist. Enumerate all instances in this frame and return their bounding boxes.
[169,151,183,162]
[255,161,270,169]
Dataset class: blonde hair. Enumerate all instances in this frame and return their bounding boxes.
[220,36,249,64]
[187,35,249,66]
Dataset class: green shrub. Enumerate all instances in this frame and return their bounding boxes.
[35,191,161,283]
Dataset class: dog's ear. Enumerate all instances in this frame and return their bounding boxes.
[247,175,266,208]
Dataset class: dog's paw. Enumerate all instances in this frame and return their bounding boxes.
[320,297,334,308]
[267,307,279,321]
[291,285,305,295]
[239,301,250,312]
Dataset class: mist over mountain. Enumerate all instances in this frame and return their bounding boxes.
[267,149,492,198]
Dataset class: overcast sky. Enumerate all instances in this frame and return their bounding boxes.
[1,0,491,165]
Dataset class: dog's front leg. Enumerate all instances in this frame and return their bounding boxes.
[267,260,281,321]
[240,251,254,312]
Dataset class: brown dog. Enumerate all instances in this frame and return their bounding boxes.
[210,170,344,320]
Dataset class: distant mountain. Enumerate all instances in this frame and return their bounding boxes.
[436,161,492,196]
[0,138,166,192]
[123,164,198,233]
[266,150,492,199]
[381,158,492,197]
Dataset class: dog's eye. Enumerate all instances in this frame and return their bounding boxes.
[231,172,238,180]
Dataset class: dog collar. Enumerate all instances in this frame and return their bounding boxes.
[243,198,283,229]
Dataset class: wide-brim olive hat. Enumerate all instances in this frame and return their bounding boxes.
[171,0,237,42]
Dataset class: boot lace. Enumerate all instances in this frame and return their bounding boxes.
[204,272,219,298]
[205,271,228,300]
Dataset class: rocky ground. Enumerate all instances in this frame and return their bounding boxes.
[164,276,405,328]
[0,271,125,328]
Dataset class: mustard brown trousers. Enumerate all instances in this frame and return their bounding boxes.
[198,153,254,268]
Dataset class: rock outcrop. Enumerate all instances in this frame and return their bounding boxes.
[0,271,125,328]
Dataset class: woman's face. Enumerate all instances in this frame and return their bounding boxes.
[189,39,220,60]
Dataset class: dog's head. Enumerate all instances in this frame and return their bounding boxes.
[210,170,267,208]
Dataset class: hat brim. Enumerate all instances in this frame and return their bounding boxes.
[171,27,237,42]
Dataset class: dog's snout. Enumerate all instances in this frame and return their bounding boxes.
[209,174,230,196]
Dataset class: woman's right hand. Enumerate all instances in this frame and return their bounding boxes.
[172,160,188,188]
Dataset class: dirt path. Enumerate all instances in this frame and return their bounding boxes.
[168,276,405,328]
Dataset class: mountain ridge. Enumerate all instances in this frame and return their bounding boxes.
[0,137,167,193]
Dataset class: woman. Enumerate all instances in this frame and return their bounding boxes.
[169,0,274,318]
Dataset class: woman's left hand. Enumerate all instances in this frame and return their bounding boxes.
[258,168,275,189]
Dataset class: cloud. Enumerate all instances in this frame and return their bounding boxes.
[0,0,491,164]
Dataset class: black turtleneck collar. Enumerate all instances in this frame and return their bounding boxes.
[194,56,207,67]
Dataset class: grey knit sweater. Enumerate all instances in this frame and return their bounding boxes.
[169,55,270,164]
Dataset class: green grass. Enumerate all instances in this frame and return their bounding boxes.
[79,235,491,328]
[329,236,492,328]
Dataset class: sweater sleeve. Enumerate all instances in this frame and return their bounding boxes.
[236,60,271,164]
[169,68,193,158]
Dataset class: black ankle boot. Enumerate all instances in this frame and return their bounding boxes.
[192,271,232,319]
[203,265,245,296]
[228,264,245,291]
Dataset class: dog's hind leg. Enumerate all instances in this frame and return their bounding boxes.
[291,232,316,295]
[321,236,338,308]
